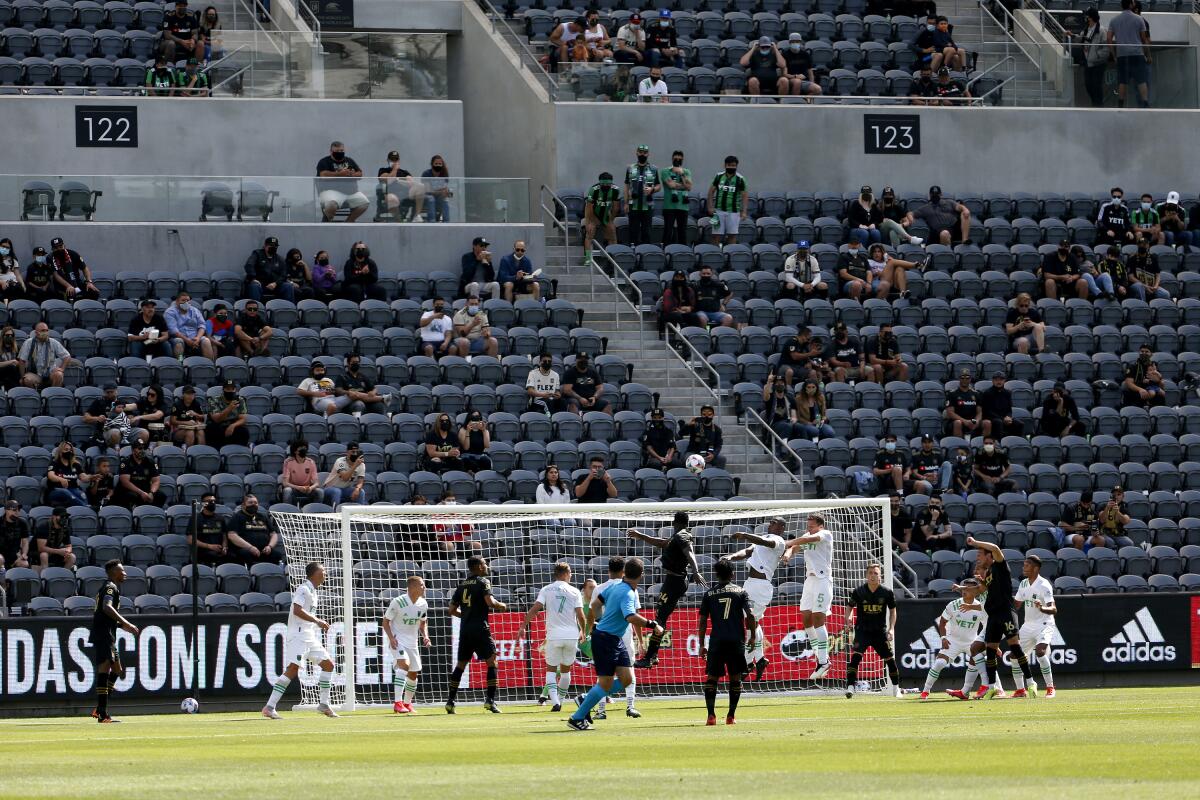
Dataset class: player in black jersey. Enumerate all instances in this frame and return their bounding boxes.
[698,559,756,726]
[446,556,508,714]
[91,559,138,723]
[844,563,899,698]
[628,511,708,668]
[968,537,1036,699]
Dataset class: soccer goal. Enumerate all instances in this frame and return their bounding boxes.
[272,499,891,710]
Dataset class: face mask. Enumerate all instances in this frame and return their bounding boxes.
[660,20,668,26]
[216,313,227,321]
[440,419,450,428]
[672,158,683,166]
[265,246,276,255]
[0,247,8,256]
[297,448,308,458]
[700,275,713,283]
[355,248,367,258]
[36,330,48,341]
[930,192,941,202]
[861,193,872,202]
[317,257,329,266]
[630,22,640,29]
[1141,202,1151,210]
[587,18,596,25]
[926,23,935,30]
[1058,247,1069,255]
[204,501,216,511]
[759,47,770,55]
[467,306,479,316]
[637,155,648,164]
[983,444,995,454]
[702,417,713,425]
[348,362,360,372]
[541,360,552,370]
[789,42,801,51]
[1111,195,1122,204]
[725,167,737,175]
[434,306,445,314]
[35,255,46,264]
[957,455,967,463]
[332,152,345,162]
[245,504,259,514]
[224,391,237,400]
[884,441,896,452]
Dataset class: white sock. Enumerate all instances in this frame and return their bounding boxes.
[813,625,829,665]
[403,675,418,705]
[923,656,948,694]
[1011,657,1025,689]
[546,671,559,705]
[963,653,985,692]
[393,670,404,703]
[267,676,291,710]
[750,627,765,663]
[626,676,636,707]
[557,670,571,700]
[318,671,332,706]
[1038,654,1053,687]
[598,695,608,711]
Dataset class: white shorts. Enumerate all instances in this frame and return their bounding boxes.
[1020,623,1055,652]
[799,575,833,615]
[388,640,422,672]
[284,634,330,667]
[713,210,741,236]
[623,627,637,659]
[544,639,578,668]
[318,189,370,209]
[743,577,774,620]
[941,637,976,662]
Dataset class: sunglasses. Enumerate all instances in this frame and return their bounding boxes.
[514,248,526,253]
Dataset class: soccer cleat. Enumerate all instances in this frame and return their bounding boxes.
[1044,686,1056,698]
[444,701,456,715]
[538,697,548,707]
[317,704,340,718]
[91,708,99,719]
[1010,688,1028,699]
[550,702,561,712]
[96,716,120,723]
[919,691,929,700]
[706,715,717,726]
[261,706,282,720]
[566,717,592,732]
[393,702,405,714]
[626,707,641,718]
[753,657,769,681]
[981,686,998,700]
[484,700,502,714]
[633,656,658,669]
[893,686,903,699]
[810,662,831,680]
[403,703,417,714]
[973,685,990,700]
[1025,680,1039,698]
[994,688,1007,699]
[594,709,607,720]
[945,690,969,701]
[574,694,586,709]
[726,716,736,726]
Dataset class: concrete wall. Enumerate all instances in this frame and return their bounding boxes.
[354,0,464,31]
[553,102,1200,196]
[2,222,544,276]
[0,97,464,178]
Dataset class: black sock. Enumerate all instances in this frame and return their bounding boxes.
[885,658,900,686]
[645,631,664,659]
[1008,644,1033,681]
[728,678,742,717]
[985,652,999,685]
[96,671,111,716]
[486,666,498,702]
[447,666,464,703]
[846,652,863,688]
[704,677,717,716]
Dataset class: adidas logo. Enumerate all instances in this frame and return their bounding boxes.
[900,626,972,670]
[1102,607,1177,663]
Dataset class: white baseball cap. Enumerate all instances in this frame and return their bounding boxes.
[1167,191,1180,204]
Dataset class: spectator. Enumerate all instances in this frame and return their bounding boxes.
[575,455,618,502]
[337,355,391,415]
[23,247,55,303]
[562,352,610,414]
[583,172,621,265]
[613,12,646,63]
[582,9,612,60]
[1038,381,1086,437]
[526,352,562,415]
[908,65,939,106]
[911,495,955,552]
[0,238,26,301]
[642,407,677,469]
[825,322,879,383]
[777,327,824,387]
[36,507,76,571]
[548,17,585,73]
[175,58,209,97]
[323,443,368,507]
[707,155,747,246]
[317,141,369,222]
[127,299,172,360]
[645,8,683,68]
[680,404,725,468]
[693,266,735,329]
[188,492,227,565]
[459,237,499,300]
[877,187,923,247]
[794,380,835,440]
[47,441,89,507]
[497,241,541,302]
[280,440,321,506]
[84,383,138,450]
[1107,0,1151,108]
[233,299,274,357]
[1130,193,1162,245]
[0,327,18,390]
[132,385,169,444]
[18,321,72,389]
[201,6,223,61]
[913,185,971,246]
[227,495,283,564]
[48,237,98,300]
[297,362,339,416]
[1126,240,1169,300]
[971,436,1014,496]
[1121,344,1166,409]
[85,458,114,508]
[637,67,669,102]
[872,433,910,496]
[1097,487,1135,548]
[170,384,207,447]
[930,16,965,70]
[452,295,499,358]
[161,0,203,61]
[535,465,575,527]
[741,36,788,96]
[762,377,797,441]
[658,269,700,337]
[457,411,492,473]
[624,145,659,245]
[779,241,827,301]
[979,372,1016,438]
[1077,8,1108,107]
[1005,292,1045,355]
[112,440,165,509]
[837,239,872,301]
[912,13,939,69]
[0,499,30,571]
[165,291,215,361]
[865,243,915,300]
[889,494,913,550]
[206,379,249,447]
[951,446,973,497]
[341,242,387,302]
[1097,245,1132,300]
[421,155,453,222]
[847,186,883,246]
[867,321,909,382]
[1040,239,1087,300]
[934,66,970,104]
[1095,188,1135,248]
[205,303,236,356]
[145,54,176,96]
[659,151,692,246]
[1072,244,1108,300]
[282,249,312,301]
[310,250,340,303]
[910,434,952,494]
[418,298,455,358]
[782,32,822,98]
[1051,495,1097,549]
[944,369,982,437]
[433,493,477,555]
[377,150,426,222]
[1158,191,1191,252]
[424,415,462,474]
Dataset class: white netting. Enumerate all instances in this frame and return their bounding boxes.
[272,499,890,709]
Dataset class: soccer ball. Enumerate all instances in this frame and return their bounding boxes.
[180,697,199,714]
[685,454,706,474]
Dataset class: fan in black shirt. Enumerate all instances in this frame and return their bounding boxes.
[944,371,981,437]
[446,556,508,714]
[978,372,1016,438]
[697,559,757,724]
[628,511,708,668]
[844,564,899,696]
[91,559,138,723]
[967,538,1035,698]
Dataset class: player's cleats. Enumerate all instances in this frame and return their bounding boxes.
[626,707,641,718]
[1025,680,1039,698]
[981,686,998,700]
[892,686,903,698]
[484,700,502,714]
[945,690,969,700]
[551,703,562,712]
[393,702,406,714]
[90,708,99,719]
[96,716,120,723]
[919,691,929,700]
[706,715,717,726]
[845,684,856,699]
[725,716,736,725]
[810,662,831,680]
[753,657,769,681]
[317,704,340,718]
[566,717,592,731]
[444,701,456,715]
[538,697,548,706]
[594,709,607,720]
[1044,686,1056,698]
[973,685,990,700]
[261,706,282,720]
[633,656,658,669]
[1010,688,1028,698]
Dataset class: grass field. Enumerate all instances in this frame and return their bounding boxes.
[3,687,1198,799]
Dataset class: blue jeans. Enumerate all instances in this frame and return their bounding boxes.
[246,279,295,303]
[426,195,451,222]
[934,461,953,492]
[849,227,882,246]
[646,48,684,69]
[1083,272,1114,297]
[130,340,173,359]
[323,486,366,508]
[795,422,835,439]
[48,487,89,507]
[1165,230,1192,250]
[1130,282,1170,301]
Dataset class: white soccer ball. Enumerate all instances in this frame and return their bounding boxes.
[685,454,706,475]
[180,697,199,714]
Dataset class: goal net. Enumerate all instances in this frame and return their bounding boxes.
[272,499,890,710]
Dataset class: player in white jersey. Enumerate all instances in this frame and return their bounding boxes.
[947,564,1007,700]
[520,562,585,712]
[263,562,338,719]
[723,517,794,681]
[1012,553,1057,698]
[583,556,641,718]
[383,576,431,714]
[918,577,984,699]
[784,513,835,679]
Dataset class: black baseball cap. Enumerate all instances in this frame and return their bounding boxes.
[32,246,46,256]
[182,384,196,394]
[52,506,68,517]
[5,500,19,510]
[860,185,872,195]
[387,150,400,161]
[102,382,117,391]
[265,236,279,246]
[650,407,664,417]
[1059,239,1070,247]
[930,184,942,194]
[223,379,238,390]
[881,186,895,197]
[50,237,64,248]
[921,434,934,442]
[992,371,1004,379]
[140,298,156,307]
[472,236,490,247]
[576,352,590,360]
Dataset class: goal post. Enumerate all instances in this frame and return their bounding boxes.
[273,498,891,710]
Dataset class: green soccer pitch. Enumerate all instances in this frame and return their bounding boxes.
[3,687,1198,799]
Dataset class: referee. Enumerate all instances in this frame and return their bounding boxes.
[844,563,900,698]
[698,559,756,725]
[628,511,708,668]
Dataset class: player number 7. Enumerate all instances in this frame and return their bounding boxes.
[717,597,731,619]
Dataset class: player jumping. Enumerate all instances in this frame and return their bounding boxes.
[946,564,1007,700]
[723,517,792,680]
[918,577,984,699]
[698,559,757,725]
[263,562,339,719]
[1012,554,1057,698]
[628,511,707,669]
[91,559,138,723]
[784,513,835,679]
[968,537,1037,699]
[520,561,585,713]
[383,576,431,714]
[567,557,662,731]
[845,563,900,697]
[446,556,508,714]
[585,557,641,718]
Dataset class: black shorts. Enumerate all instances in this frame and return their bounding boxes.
[656,574,688,621]
[852,630,894,660]
[456,627,496,662]
[706,639,748,679]
[92,632,118,667]
[592,630,631,677]
[984,609,1019,643]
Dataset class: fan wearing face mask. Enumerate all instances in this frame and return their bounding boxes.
[526,352,562,415]
[452,295,500,357]
[316,141,368,222]
[280,441,321,507]
[1125,237,1170,300]
[228,494,284,564]
[644,8,683,69]
[424,417,463,474]
[740,36,788,97]
[1095,187,1136,248]
[781,33,822,97]
[189,492,228,564]
[913,185,971,246]
[972,437,1015,496]
[341,241,387,302]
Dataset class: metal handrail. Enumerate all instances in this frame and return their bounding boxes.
[479,0,559,96]
[974,73,1016,104]
[745,407,807,500]
[592,241,645,364]
[965,54,1014,89]
[538,183,571,255]
[579,90,993,105]
[977,0,1055,104]
[211,63,253,94]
